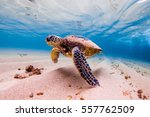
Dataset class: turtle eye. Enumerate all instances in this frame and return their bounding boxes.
[50,36,54,39]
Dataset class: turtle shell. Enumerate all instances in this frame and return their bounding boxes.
[64,35,102,57]
[65,35,101,50]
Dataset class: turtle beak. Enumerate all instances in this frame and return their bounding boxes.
[46,35,53,42]
[46,37,51,42]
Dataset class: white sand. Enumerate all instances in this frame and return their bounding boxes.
[0,51,150,100]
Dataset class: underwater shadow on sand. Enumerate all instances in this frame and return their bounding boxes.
[50,66,103,89]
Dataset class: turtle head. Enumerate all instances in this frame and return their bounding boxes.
[45,35,61,46]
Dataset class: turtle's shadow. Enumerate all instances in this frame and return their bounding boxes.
[53,66,103,89]
[93,68,103,77]
[54,67,88,88]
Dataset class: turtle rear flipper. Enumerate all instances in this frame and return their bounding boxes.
[51,47,60,63]
[72,47,100,86]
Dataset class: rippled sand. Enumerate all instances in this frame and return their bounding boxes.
[0,51,150,100]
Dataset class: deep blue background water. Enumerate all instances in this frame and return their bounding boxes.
[0,0,150,62]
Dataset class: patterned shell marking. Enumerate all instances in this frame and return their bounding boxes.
[65,35,101,50]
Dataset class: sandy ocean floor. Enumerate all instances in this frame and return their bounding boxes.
[0,50,150,100]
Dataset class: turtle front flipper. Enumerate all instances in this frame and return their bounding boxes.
[72,47,100,87]
[51,47,60,63]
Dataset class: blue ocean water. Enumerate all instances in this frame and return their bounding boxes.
[0,0,150,62]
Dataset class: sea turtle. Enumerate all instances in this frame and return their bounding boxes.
[45,35,102,86]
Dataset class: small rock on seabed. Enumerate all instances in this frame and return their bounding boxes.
[14,65,43,79]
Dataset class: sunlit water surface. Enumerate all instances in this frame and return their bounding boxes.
[0,0,150,62]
